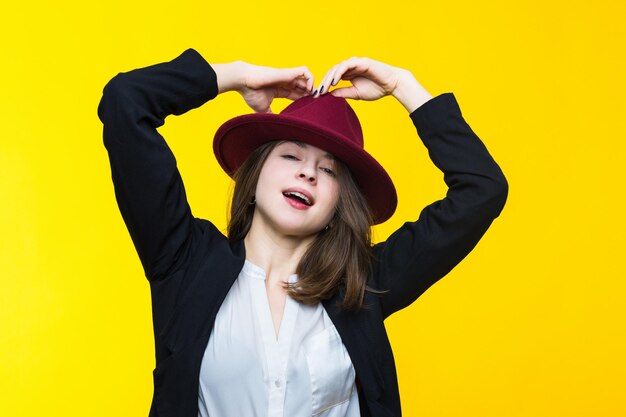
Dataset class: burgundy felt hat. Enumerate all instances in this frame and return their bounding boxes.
[213,93,397,224]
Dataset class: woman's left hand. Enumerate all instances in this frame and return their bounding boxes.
[315,57,433,112]
[314,57,405,101]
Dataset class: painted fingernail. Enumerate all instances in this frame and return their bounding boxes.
[320,86,325,94]
[313,89,318,96]
[331,78,335,85]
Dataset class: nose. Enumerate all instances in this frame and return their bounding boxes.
[298,166,316,184]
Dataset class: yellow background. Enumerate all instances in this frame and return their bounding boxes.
[2,0,625,415]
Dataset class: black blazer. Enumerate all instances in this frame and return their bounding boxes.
[97,48,508,417]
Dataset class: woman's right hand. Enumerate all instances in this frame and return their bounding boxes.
[213,60,315,113]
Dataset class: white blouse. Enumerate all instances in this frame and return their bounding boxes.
[198,260,360,417]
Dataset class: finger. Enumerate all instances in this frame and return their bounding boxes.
[284,79,312,97]
[300,84,313,95]
[314,58,367,97]
[314,64,339,97]
[255,104,272,113]
[284,90,309,100]
[291,66,315,93]
[265,65,313,91]
[336,58,370,81]
[258,97,273,113]
[294,84,311,96]
[321,65,339,95]
[329,70,341,87]
[292,78,310,92]
[327,62,347,88]
[277,85,309,101]
[330,86,359,100]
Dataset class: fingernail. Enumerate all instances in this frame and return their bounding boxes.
[320,86,325,94]
[331,78,334,85]
[313,89,318,96]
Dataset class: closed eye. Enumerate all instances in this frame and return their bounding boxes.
[281,154,300,161]
[320,167,336,177]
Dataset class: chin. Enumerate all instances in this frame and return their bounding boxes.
[252,205,329,239]
[276,224,321,239]
[271,218,324,239]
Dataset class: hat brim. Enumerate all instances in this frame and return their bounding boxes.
[213,112,397,224]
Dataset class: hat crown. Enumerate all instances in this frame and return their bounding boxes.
[213,92,397,224]
[279,94,364,148]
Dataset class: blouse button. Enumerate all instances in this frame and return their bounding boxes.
[274,378,281,388]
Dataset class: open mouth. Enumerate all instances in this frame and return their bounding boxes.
[282,191,313,206]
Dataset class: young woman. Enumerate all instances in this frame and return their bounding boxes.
[97,48,508,417]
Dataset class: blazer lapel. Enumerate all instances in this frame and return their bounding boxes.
[161,238,246,355]
[322,295,384,402]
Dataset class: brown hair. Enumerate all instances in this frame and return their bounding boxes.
[227,141,386,311]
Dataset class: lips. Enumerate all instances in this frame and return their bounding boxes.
[282,188,314,206]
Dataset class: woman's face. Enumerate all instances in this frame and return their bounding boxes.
[253,141,339,238]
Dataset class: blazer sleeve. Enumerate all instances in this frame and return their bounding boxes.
[372,93,509,319]
[97,48,219,281]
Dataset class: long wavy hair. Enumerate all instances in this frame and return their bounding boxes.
[227,140,385,311]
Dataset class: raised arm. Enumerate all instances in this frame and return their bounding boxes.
[316,59,508,318]
[97,49,316,281]
[375,89,508,318]
[97,49,219,281]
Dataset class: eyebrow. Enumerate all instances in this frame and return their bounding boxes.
[287,140,335,160]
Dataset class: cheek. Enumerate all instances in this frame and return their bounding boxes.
[253,177,272,207]
[323,183,340,213]
[255,162,277,198]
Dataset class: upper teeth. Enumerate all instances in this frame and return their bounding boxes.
[285,191,311,205]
